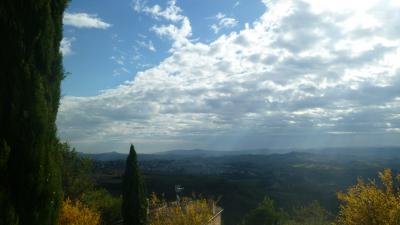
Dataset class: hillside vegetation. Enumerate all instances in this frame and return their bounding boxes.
[92,148,400,225]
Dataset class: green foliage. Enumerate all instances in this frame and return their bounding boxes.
[58,142,122,225]
[81,189,122,225]
[0,140,19,225]
[238,196,332,225]
[0,140,10,175]
[122,145,148,225]
[242,197,288,225]
[59,142,95,199]
[289,201,332,225]
[0,0,67,224]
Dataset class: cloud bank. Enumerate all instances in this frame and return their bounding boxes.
[58,0,400,153]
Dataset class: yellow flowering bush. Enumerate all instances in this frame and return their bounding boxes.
[149,193,215,225]
[335,168,400,225]
[58,198,101,225]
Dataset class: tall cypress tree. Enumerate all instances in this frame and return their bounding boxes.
[0,0,67,224]
[122,145,147,225]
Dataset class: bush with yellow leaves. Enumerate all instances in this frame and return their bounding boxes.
[335,168,400,225]
[148,193,215,225]
[58,198,101,225]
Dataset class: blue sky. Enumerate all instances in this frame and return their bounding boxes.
[58,0,400,153]
[62,0,264,96]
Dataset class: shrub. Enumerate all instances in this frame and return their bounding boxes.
[58,198,100,225]
[336,168,400,225]
[148,193,215,225]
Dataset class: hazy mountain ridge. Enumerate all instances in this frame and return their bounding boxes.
[81,146,400,161]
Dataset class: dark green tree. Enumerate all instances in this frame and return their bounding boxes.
[290,201,332,225]
[0,0,67,224]
[242,197,288,225]
[122,145,147,225]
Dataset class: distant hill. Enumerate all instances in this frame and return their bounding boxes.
[156,148,289,157]
[79,151,127,161]
[80,146,400,161]
[308,146,400,159]
[81,148,284,161]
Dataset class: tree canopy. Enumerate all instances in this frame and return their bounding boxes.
[242,197,288,225]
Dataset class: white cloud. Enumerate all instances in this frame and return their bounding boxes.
[211,13,238,34]
[132,0,184,22]
[110,55,125,66]
[216,12,225,20]
[60,37,75,56]
[63,12,111,29]
[133,0,192,49]
[136,40,156,52]
[151,17,192,49]
[58,0,400,152]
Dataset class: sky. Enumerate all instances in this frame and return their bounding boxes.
[58,0,400,153]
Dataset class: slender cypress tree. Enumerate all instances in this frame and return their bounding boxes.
[0,0,67,224]
[122,145,147,225]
